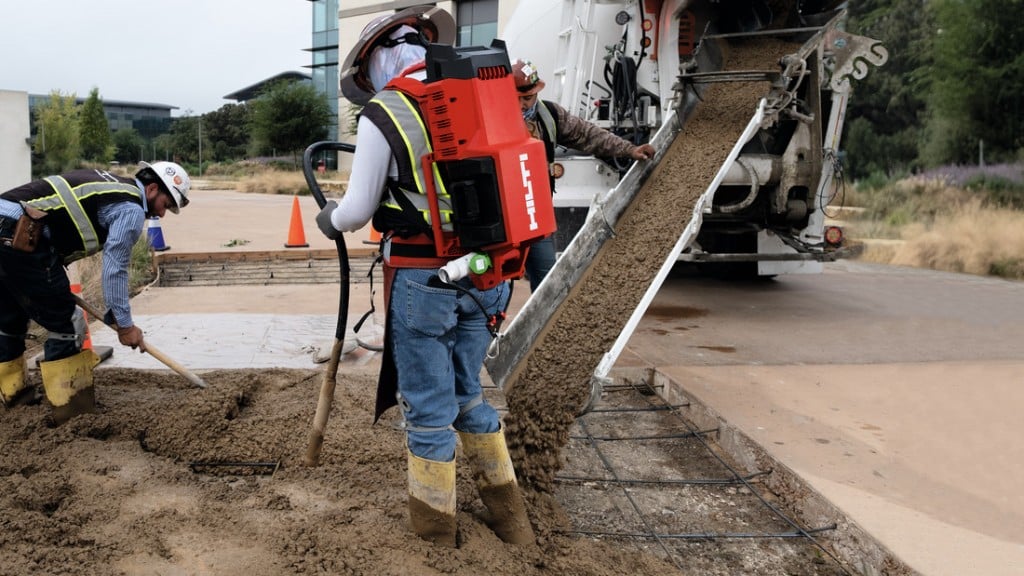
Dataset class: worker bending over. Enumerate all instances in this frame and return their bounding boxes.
[0,162,191,424]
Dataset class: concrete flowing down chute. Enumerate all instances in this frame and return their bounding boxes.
[485,7,887,410]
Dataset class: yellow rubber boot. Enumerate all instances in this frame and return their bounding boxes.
[39,350,98,425]
[407,450,457,547]
[458,428,536,545]
[1,356,27,407]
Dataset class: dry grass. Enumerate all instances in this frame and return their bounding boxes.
[890,203,1024,278]
[233,168,348,196]
[853,239,903,264]
[236,170,311,195]
[843,170,1024,280]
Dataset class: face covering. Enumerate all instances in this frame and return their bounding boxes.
[522,101,539,121]
[368,25,427,92]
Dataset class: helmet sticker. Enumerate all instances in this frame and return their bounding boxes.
[522,63,538,83]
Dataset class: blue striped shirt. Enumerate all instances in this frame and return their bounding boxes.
[0,198,21,221]
[98,198,145,328]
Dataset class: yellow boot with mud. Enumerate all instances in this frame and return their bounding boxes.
[1,356,29,407]
[39,350,99,425]
[407,450,457,547]
[458,428,536,545]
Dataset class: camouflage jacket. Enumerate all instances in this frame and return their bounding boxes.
[525,100,638,159]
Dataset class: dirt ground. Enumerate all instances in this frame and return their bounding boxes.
[1,367,681,576]
[2,363,856,576]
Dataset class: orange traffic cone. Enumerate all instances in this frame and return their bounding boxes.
[66,285,113,362]
[364,224,382,246]
[285,195,309,248]
[69,283,93,351]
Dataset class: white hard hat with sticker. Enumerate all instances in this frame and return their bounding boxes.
[137,161,191,214]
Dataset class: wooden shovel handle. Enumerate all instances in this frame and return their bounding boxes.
[72,294,207,389]
[304,338,344,466]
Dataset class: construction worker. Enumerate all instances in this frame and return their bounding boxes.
[513,59,656,292]
[0,162,191,425]
[318,6,535,548]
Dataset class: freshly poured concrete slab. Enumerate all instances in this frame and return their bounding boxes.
[90,313,381,371]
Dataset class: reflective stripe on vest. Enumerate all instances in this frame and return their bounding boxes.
[369,90,454,231]
[537,101,557,177]
[26,176,139,257]
[537,100,556,146]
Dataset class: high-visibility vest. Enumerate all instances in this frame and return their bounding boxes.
[1,169,142,263]
[362,89,454,231]
[529,100,559,190]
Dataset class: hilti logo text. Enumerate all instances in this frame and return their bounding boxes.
[519,153,539,231]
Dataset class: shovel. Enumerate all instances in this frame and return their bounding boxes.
[72,294,207,389]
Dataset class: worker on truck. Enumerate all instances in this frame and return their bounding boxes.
[0,162,191,425]
[513,59,656,291]
[316,6,535,547]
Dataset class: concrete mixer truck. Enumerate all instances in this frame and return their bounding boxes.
[499,0,887,276]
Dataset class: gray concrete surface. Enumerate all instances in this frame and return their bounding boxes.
[624,263,1024,576]
[89,190,1024,575]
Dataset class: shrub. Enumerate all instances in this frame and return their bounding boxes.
[964,174,1024,209]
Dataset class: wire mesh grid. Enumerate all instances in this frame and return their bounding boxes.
[488,378,856,575]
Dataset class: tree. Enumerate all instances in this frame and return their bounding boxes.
[202,103,252,161]
[112,128,146,164]
[33,91,80,175]
[249,80,332,165]
[166,114,204,164]
[152,133,174,163]
[845,0,934,179]
[923,0,1024,166]
[79,87,113,163]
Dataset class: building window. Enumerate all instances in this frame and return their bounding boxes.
[456,0,498,47]
[313,0,336,34]
[310,0,340,152]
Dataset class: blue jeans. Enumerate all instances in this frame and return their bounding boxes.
[0,243,78,362]
[389,267,508,462]
[524,236,556,293]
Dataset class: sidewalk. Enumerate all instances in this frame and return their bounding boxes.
[91,190,383,370]
[91,283,383,371]
[90,189,532,371]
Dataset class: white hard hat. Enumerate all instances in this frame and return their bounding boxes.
[339,5,455,106]
[137,161,191,214]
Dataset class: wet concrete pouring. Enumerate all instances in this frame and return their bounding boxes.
[2,38,891,576]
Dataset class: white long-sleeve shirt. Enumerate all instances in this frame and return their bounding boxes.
[330,69,428,233]
[330,115,395,232]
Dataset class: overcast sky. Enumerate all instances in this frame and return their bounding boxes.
[0,0,311,116]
